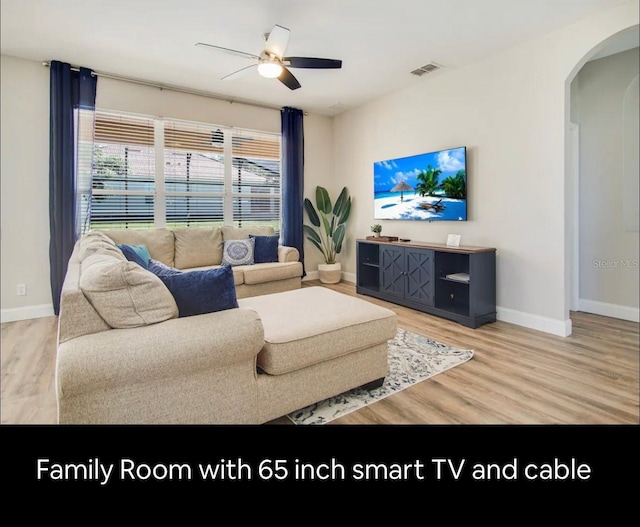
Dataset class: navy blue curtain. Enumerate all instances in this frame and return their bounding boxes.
[49,61,96,315]
[281,107,305,276]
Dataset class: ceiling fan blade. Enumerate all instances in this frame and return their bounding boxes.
[278,67,301,90]
[221,64,257,81]
[195,42,260,60]
[265,24,290,59]
[284,57,342,69]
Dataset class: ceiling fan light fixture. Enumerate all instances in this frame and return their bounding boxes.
[257,60,283,78]
[199,24,342,90]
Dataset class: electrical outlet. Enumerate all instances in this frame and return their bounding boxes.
[17,284,26,296]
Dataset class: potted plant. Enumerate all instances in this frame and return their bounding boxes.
[371,224,382,237]
[304,186,352,284]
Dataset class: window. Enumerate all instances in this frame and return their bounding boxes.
[87,111,281,232]
[164,119,225,228]
[231,129,281,230]
[91,112,155,229]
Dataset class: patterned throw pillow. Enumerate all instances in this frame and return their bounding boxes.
[222,238,255,266]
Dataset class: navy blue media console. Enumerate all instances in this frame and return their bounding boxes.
[356,239,496,328]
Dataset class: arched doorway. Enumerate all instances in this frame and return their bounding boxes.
[565,25,639,325]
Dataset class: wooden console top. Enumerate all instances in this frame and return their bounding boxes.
[357,238,496,254]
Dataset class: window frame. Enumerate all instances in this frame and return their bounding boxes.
[89,109,282,232]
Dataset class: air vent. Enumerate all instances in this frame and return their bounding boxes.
[410,62,443,76]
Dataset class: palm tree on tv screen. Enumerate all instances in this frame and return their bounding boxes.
[414,165,442,197]
[441,170,466,199]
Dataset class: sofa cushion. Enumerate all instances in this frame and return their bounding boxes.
[79,253,179,329]
[222,238,255,266]
[239,262,303,285]
[250,234,279,263]
[221,225,275,240]
[238,287,397,376]
[173,227,223,269]
[148,260,239,318]
[99,228,175,267]
[79,231,123,262]
[278,246,300,263]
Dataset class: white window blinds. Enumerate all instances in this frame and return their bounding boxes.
[91,112,155,229]
[231,129,281,231]
[76,108,97,236]
[164,120,225,227]
[87,112,281,232]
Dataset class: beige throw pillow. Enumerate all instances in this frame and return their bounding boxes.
[173,227,223,269]
[80,253,178,328]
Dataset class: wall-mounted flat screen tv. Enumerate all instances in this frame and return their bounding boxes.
[374,146,467,221]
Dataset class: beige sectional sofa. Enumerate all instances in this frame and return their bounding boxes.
[99,225,303,299]
[55,226,397,424]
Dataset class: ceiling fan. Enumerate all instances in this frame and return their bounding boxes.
[196,24,342,90]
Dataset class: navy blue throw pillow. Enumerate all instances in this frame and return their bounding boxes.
[148,260,238,318]
[118,244,150,269]
[147,259,180,276]
[249,234,279,263]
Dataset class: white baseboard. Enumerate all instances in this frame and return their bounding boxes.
[302,271,356,284]
[497,306,573,337]
[342,272,356,284]
[302,276,574,336]
[578,298,640,323]
[1,304,55,323]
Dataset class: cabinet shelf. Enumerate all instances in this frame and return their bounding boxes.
[356,239,496,329]
[439,276,470,285]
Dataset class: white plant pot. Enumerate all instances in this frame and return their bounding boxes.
[318,263,342,284]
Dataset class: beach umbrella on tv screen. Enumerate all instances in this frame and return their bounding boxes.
[391,181,414,202]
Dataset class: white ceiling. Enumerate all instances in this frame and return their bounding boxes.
[0,0,635,116]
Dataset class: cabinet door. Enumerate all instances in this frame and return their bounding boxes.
[379,246,405,299]
[405,248,434,305]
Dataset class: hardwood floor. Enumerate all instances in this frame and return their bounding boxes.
[1,316,58,425]
[1,281,638,425]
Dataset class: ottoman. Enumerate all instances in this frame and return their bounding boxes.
[238,286,398,422]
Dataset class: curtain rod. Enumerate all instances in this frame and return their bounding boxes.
[41,61,307,115]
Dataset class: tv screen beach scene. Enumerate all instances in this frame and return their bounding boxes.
[374,146,467,221]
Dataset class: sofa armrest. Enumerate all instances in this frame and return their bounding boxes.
[278,245,300,263]
[56,307,264,397]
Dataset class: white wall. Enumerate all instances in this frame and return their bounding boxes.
[0,58,334,321]
[574,47,639,321]
[96,77,280,133]
[333,1,638,336]
[0,55,53,321]
[302,113,335,277]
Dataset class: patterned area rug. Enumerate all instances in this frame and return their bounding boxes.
[287,328,474,425]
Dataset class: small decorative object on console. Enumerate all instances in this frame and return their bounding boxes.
[446,234,461,247]
[366,235,399,242]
